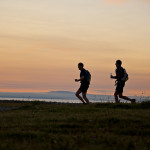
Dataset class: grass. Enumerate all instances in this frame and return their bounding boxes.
[0,101,150,150]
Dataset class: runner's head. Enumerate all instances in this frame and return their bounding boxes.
[116,60,122,67]
[78,62,84,70]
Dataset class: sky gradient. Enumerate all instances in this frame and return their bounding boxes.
[0,0,150,96]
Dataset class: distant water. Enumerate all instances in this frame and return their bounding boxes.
[0,98,111,103]
[0,91,149,103]
[0,96,149,103]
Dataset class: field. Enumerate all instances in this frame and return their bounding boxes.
[0,101,150,150]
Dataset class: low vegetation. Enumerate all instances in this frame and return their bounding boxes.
[0,101,150,150]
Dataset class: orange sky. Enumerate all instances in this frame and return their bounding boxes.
[0,0,150,96]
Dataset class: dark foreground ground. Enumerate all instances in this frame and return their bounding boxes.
[0,101,150,150]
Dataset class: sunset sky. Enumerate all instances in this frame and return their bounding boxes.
[0,0,150,96]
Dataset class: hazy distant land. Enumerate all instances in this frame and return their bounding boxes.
[0,91,149,103]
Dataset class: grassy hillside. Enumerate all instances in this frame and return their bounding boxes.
[0,101,150,150]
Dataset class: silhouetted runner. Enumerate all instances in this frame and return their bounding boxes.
[110,60,136,103]
[75,63,91,104]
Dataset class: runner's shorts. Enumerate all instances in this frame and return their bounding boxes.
[79,83,89,93]
[116,81,125,93]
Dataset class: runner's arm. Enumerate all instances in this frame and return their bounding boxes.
[111,75,117,79]
[75,76,84,82]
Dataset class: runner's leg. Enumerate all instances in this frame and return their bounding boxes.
[82,93,90,104]
[114,91,119,103]
[75,89,86,104]
[119,93,135,103]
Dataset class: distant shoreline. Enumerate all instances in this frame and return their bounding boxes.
[0,99,78,104]
[0,99,149,104]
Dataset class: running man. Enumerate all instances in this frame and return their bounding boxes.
[110,60,136,103]
[75,63,90,104]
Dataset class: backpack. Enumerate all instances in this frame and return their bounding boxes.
[122,68,129,82]
[85,70,91,83]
